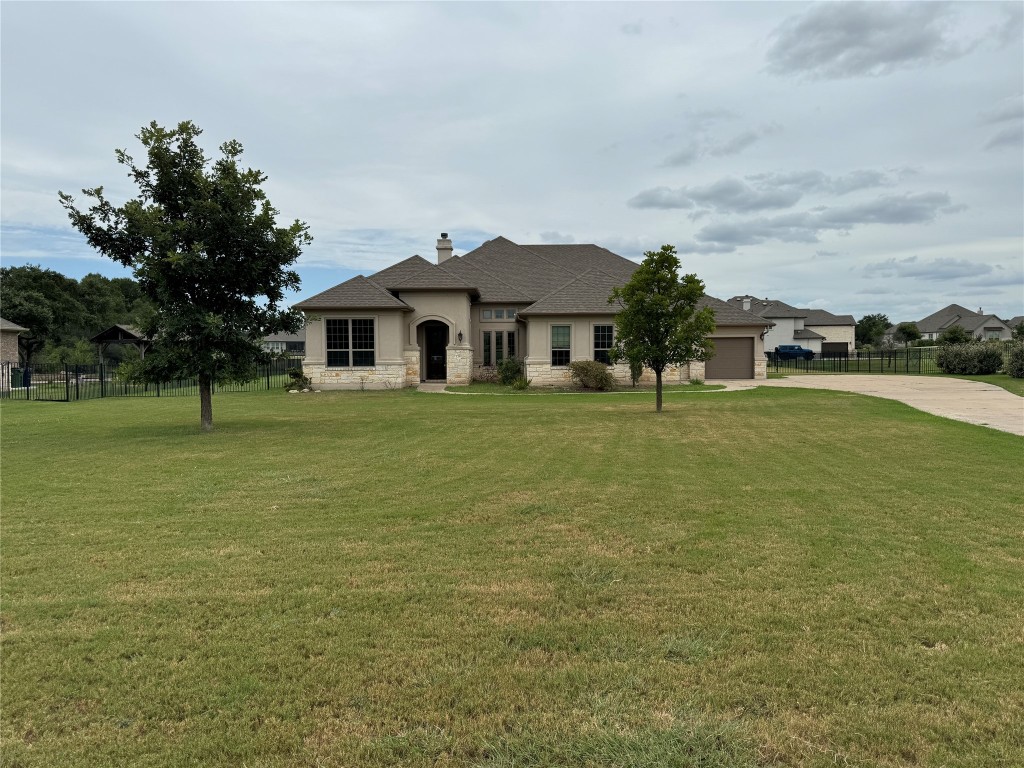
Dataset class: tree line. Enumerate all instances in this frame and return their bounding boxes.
[0,265,155,365]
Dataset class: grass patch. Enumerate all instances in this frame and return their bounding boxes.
[2,388,1022,766]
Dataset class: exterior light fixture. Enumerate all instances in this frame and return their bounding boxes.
[457,330,464,343]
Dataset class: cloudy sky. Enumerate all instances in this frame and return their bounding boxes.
[2,1,1022,322]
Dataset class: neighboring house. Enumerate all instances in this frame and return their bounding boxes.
[1,316,28,391]
[1006,316,1024,335]
[726,297,856,355]
[263,330,306,357]
[1,316,27,364]
[888,304,1014,342]
[293,234,772,389]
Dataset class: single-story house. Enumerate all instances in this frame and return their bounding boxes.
[887,304,1014,342]
[1004,316,1023,334]
[727,297,856,355]
[293,234,772,389]
[1,316,28,391]
[1,316,27,365]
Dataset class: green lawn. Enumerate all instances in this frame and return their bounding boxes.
[2,389,1022,767]
[445,382,724,394]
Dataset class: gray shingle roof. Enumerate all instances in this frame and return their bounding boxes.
[293,275,412,311]
[915,304,983,333]
[518,270,624,315]
[1008,316,1024,328]
[794,328,826,340]
[438,257,533,303]
[698,296,776,327]
[390,264,478,293]
[369,255,434,288]
[459,237,578,299]
[0,317,28,332]
[804,309,856,326]
[521,244,639,282]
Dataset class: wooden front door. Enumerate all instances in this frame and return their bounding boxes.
[425,323,448,380]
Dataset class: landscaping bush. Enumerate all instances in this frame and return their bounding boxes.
[285,367,312,390]
[568,360,615,390]
[935,342,1004,375]
[496,357,524,386]
[511,375,531,390]
[1005,341,1024,378]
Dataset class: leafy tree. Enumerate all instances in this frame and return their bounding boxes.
[59,120,310,431]
[608,244,715,412]
[1012,321,1024,341]
[0,265,88,365]
[855,313,890,347]
[893,322,922,346]
[937,324,972,345]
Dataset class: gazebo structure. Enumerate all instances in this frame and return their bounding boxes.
[89,324,151,362]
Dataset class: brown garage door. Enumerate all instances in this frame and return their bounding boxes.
[821,342,848,357]
[706,337,754,379]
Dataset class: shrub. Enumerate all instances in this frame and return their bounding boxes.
[935,342,1004,375]
[285,367,312,390]
[937,325,972,345]
[689,377,705,386]
[511,375,531,390]
[568,360,615,390]
[496,357,524,386]
[1005,341,1024,378]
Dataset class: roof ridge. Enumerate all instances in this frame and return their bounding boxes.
[438,257,526,297]
[525,268,614,309]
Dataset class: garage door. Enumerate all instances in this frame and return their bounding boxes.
[705,337,754,379]
[821,342,848,357]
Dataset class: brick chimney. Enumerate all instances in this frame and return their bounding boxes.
[436,232,453,264]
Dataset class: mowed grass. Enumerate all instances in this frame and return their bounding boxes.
[1,388,1022,767]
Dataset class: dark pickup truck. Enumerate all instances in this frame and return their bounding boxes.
[774,345,815,360]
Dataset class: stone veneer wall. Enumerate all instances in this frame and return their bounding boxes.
[522,360,695,387]
[446,347,472,386]
[404,350,420,386]
[305,362,406,389]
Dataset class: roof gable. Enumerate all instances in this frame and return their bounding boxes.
[369,255,434,288]
[519,269,624,315]
[293,275,411,311]
[438,257,533,303]
[459,236,576,299]
[0,316,28,332]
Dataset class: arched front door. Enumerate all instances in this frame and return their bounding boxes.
[422,321,449,381]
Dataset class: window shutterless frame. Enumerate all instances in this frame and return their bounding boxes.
[326,318,375,367]
[551,324,570,366]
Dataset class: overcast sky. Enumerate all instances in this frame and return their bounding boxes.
[2,1,1022,322]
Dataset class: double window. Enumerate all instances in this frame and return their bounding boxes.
[551,325,570,366]
[593,325,613,364]
[326,318,375,367]
[483,331,516,366]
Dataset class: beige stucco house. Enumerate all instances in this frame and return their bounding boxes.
[293,235,771,389]
[887,304,1015,342]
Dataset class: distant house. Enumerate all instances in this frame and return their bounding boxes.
[291,234,772,389]
[263,330,305,357]
[726,297,856,355]
[0,316,27,365]
[888,304,1013,342]
[1007,316,1024,335]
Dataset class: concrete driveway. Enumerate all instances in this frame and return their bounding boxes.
[730,375,1023,436]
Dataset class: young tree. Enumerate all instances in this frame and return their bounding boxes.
[608,244,715,412]
[855,313,890,347]
[893,321,922,346]
[60,121,310,431]
[937,324,971,345]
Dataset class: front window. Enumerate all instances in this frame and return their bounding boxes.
[326,318,375,367]
[495,331,504,362]
[483,331,492,366]
[551,325,570,366]
[507,331,516,359]
[594,325,613,364]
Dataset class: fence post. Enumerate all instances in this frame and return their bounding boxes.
[157,380,161,397]
[64,366,70,401]
[101,364,106,398]
[75,365,80,401]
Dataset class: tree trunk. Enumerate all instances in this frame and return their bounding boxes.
[199,373,213,432]
[655,368,663,412]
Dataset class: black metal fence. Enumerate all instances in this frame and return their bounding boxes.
[0,357,303,402]
[768,343,1014,375]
